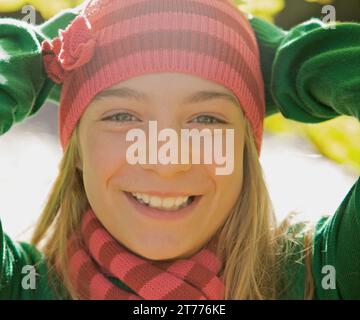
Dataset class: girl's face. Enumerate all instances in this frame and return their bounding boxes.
[78,72,246,260]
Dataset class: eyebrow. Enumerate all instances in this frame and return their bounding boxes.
[182,90,239,106]
[95,87,239,106]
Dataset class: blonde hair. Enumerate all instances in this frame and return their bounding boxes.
[31,120,314,299]
[215,120,315,299]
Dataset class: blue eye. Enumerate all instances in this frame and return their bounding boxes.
[103,112,140,122]
[191,115,226,124]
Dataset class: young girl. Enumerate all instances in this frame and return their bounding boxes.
[0,0,359,300]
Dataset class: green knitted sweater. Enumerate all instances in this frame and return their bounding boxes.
[0,10,359,300]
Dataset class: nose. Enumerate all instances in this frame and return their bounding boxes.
[137,120,193,178]
[140,161,192,179]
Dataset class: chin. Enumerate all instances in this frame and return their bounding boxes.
[136,251,181,262]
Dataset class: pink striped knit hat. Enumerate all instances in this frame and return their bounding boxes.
[42,0,265,152]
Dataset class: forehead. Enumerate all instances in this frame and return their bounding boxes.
[95,72,240,106]
[114,72,227,89]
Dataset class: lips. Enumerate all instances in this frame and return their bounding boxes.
[129,192,195,211]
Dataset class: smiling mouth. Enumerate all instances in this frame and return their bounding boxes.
[125,192,197,211]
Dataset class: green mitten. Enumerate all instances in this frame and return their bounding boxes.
[0,8,78,136]
[251,17,360,123]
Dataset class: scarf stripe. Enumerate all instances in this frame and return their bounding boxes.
[67,208,225,300]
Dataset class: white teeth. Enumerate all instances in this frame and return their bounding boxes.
[130,193,191,210]
[142,194,150,204]
[175,197,186,206]
[162,198,175,209]
[149,196,162,208]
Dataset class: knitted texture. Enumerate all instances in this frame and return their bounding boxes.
[67,209,225,300]
[0,9,78,136]
[41,0,265,152]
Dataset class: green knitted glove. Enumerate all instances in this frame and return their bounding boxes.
[250,16,360,122]
[0,8,78,136]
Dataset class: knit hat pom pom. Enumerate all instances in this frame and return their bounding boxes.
[41,15,96,84]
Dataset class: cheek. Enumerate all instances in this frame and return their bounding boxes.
[205,125,244,181]
[206,127,244,214]
[81,131,129,198]
[208,162,243,209]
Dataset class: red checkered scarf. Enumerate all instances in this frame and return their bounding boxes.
[67,209,225,300]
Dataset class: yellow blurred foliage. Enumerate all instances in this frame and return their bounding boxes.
[265,114,360,174]
[0,0,26,12]
[0,0,84,19]
[234,0,285,21]
[305,0,334,4]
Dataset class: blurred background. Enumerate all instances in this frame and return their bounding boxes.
[0,0,359,240]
